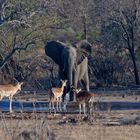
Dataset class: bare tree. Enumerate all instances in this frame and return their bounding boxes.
[92,0,140,85]
[109,0,140,85]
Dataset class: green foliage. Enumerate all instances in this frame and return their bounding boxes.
[76,32,84,40]
[0,0,140,86]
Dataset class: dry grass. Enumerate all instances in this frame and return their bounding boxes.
[47,111,140,140]
[0,111,139,140]
[0,92,140,140]
[50,122,140,140]
[0,113,55,140]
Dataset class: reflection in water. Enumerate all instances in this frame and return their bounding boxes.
[0,100,140,112]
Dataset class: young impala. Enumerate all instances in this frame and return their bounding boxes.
[71,86,95,116]
[0,82,23,113]
[49,80,67,113]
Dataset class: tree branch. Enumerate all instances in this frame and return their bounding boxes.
[110,18,131,49]
[0,41,35,69]
[7,20,31,28]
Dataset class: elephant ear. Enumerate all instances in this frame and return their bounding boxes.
[45,41,66,65]
[76,40,92,54]
[74,40,92,65]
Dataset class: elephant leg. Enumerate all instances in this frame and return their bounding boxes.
[82,72,89,91]
[73,84,78,102]
[62,86,68,102]
[73,72,78,101]
[59,68,67,102]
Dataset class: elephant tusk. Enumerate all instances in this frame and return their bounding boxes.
[74,66,77,72]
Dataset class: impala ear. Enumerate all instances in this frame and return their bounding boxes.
[78,88,81,92]
[76,88,81,93]
[20,82,23,85]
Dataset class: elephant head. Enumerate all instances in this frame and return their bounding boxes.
[45,40,92,101]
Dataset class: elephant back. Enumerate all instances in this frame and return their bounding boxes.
[45,41,67,65]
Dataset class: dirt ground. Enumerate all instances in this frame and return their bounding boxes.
[0,90,140,140]
[0,110,140,140]
[47,110,140,140]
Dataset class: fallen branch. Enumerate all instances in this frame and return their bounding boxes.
[7,20,31,28]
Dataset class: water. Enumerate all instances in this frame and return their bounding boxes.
[0,100,140,112]
[0,100,49,112]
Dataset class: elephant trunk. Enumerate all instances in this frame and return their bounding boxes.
[62,47,77,101]
[61,51,73,101]
[68,54,75,101]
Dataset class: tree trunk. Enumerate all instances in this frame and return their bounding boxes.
[129,49,139,85]
[82,15,87,40]
[129,26,139,85]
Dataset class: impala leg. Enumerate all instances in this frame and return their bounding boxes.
[0,95,2,101]
[9,95,13,113]
[90,104,93,120]
[0,95,1,101]
[0,95,3,112]
[49,102,52,113]
[83,103,86,116]
[59,97,62,111]
[79,104,81,115]
[58,97,60,111]
[52,102,56,114]
[59,101,61,111]
[86,100,93,121]
[56,98,59,111]
[89,101,93,121]
[90,102,93,116]
[63,100,67,112]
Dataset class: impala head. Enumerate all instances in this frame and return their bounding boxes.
[70,86,81,94]
[76,88,81,93]
[16,82,23,91]
[61,80,67,87]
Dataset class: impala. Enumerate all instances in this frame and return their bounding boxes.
[49,80,67,113]
[0,82,23,113]
[71,86,95,116]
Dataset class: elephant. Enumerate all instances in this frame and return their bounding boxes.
[45,40,92,101]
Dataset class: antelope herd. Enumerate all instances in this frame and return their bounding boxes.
[0,79,95,116]
[49,81,95,116]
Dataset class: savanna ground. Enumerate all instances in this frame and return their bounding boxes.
[0,89,140,140]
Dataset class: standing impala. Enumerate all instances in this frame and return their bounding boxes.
[49,80,67,113]
[0,82,23,113]
[71,86,95,116]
